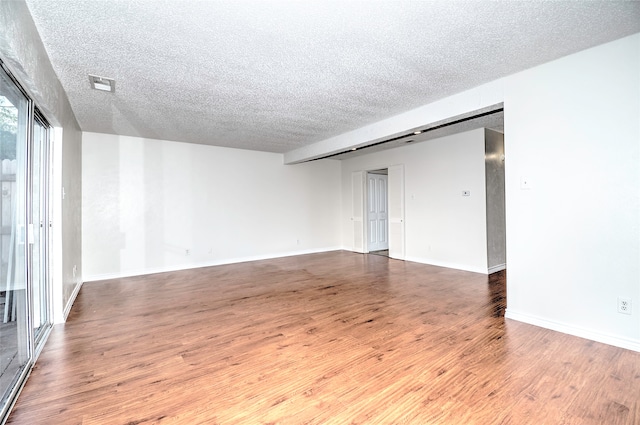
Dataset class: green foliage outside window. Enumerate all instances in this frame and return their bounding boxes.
[0,102,18,160]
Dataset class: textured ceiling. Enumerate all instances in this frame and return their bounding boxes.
[24,0,640,154]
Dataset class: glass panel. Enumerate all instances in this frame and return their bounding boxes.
[0,68,30,412]
[31,117,49,343]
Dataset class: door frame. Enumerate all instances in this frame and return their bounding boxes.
[30,109,53,351]
[352,164,405,259]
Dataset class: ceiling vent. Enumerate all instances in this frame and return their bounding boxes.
[88,74,115,93]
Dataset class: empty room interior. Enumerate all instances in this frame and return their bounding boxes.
[0,0,639,423]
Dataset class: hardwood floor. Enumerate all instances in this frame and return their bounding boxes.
[7,251,640,424]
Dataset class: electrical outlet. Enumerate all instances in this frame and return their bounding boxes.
[618,297,632,315]
[185,249,190,256]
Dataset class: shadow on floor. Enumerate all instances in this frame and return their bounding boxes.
[368,250,389,257]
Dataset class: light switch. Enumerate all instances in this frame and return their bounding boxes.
[462,190,470,196]
[520,176,531,190]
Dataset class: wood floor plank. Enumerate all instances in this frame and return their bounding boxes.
[7,251,640,424]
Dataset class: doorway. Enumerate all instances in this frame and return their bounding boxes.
[351,165,404,259]
[366,170,388,255]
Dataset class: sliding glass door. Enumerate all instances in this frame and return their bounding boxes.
[0,63,52,421]
[0,63,31,418]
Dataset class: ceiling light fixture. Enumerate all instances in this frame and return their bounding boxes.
[88,74,115,93]
[413,130,422,134]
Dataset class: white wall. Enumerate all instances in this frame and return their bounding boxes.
[82,133,342,280]
[330,33,640,351]
[503,33,640,350]
[342,128,490,273]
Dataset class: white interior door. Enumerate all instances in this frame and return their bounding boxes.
[367,173,388,252]
[388,164,405,260]
[351,171,365,253]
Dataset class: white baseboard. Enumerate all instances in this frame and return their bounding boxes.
[404,256,488,274]
[488,263,506,274]
[505,309,640,353]
[60,280,83,323]
[83,246,343,282]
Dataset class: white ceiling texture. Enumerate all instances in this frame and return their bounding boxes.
[24,0,640,159]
